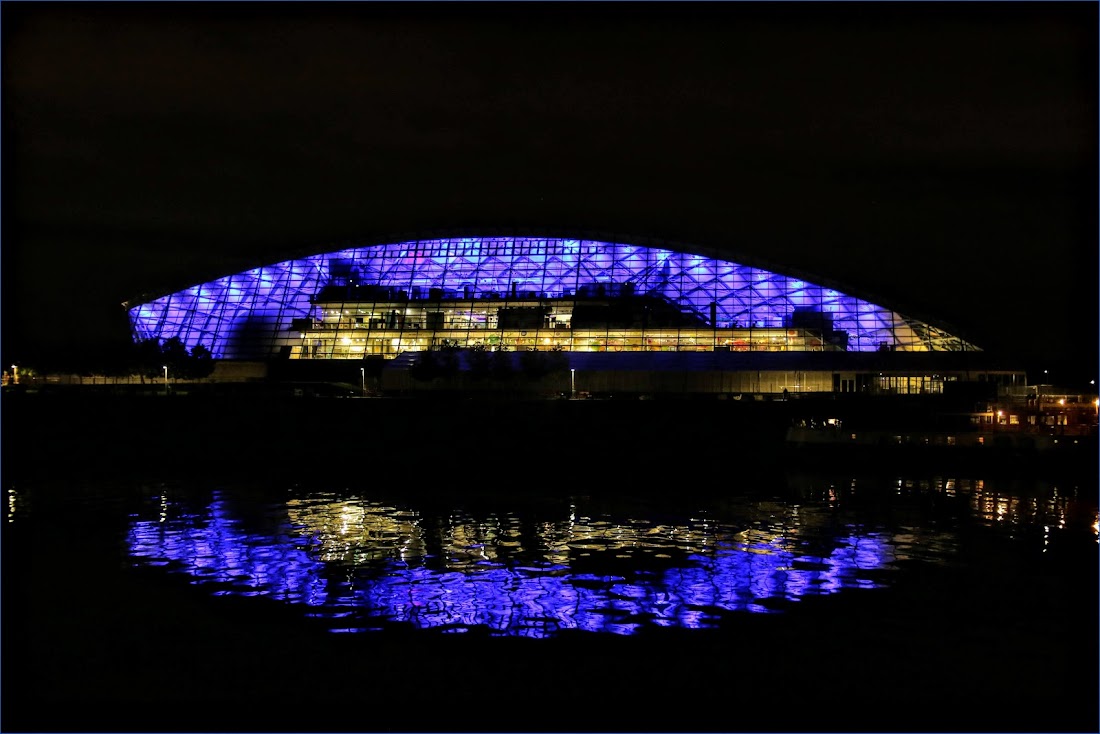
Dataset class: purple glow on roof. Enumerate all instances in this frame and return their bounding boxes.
[127,237,974,359]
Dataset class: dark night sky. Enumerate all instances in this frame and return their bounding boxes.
[2,2,1097,381]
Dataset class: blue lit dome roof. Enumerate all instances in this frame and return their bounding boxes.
[126,234,978,359]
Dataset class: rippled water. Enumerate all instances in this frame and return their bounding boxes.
[14,471,1090,640]
[7,392,1098,733]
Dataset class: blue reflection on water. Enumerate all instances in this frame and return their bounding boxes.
[127,492,895,638]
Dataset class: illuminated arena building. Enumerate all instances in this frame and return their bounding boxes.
[126,234,1021,395]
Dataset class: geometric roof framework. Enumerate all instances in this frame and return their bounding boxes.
[126,236,979,360]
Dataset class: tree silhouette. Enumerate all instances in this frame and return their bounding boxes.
[133,338,166,379]
[183,343,215,379]
[130,337,216,380]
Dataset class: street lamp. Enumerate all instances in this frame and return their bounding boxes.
[163,365,168,396]
[570,368,576,398]
[360,367,366,396]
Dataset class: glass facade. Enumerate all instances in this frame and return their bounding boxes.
[126,237,978,360]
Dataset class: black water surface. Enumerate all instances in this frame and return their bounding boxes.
[2,393,1097,733]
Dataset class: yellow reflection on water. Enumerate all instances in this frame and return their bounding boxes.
[964,480,1069,531]
[283,496,803,569]
[286,499,427,565]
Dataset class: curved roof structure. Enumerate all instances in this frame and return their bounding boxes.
[126,235,978,360]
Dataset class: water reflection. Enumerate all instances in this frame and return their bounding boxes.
[118,473,1097,638]
[126,483,945,638]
